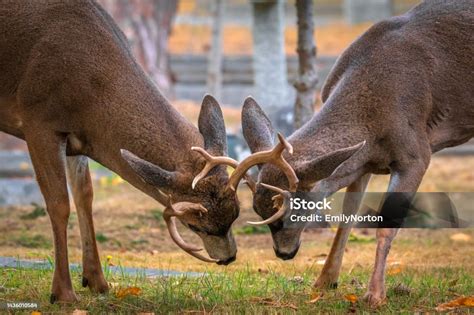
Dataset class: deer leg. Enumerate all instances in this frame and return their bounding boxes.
[313,174,371,289]
[66,156,108,294]
[364,163,427,307]
[25,130,77,303]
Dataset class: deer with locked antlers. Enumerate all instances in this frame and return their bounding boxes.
[0,0,272,303]
[196,0,474,307]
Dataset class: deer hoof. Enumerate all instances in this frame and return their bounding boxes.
[93,282,109,294]
[313,277,338,290]
[363,291,386,308]
[83,275,109,294]
[49,291,78,304]
[82,276,89,288]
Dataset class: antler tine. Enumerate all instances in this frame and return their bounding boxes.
[259,182,287,196]
[191,146,238,189]
[227,133,299,192]
[191,146,256,191]
[163,195,218,263]
[247,183,292,225]
[277,133,293,154]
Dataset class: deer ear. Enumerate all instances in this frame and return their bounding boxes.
[198,94,227,155]
[295,141,366,183]
[121,149,183,189]
[242,96,275,153]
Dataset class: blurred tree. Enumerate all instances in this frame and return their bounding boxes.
[251,0,290,118]
[344,0,393,24]
[98,0,178,97]
[293,0,318,129]
[206,0,224,101]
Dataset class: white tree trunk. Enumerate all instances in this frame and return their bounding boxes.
[344,0,393,24]
[206,0,224,101]
[251,0,290,115]
[293,0,318,129]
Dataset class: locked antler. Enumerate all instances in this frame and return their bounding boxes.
[247,183,293,225]
[191,133,298,226]
[191,147,256,192]
[227,133,298,192]
[163,195,217,263]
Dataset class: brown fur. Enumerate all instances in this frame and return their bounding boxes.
[0,0,238,302]
[243,0,473,306]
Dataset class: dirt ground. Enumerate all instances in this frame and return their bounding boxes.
[0,156,473,272]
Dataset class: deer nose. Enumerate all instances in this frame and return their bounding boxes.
[216,255,236,265]
[274,245,300,260]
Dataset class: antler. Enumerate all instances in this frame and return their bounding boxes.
[247,183,292,225]
[163,195,218,263]
[227,133,299,192]
[191,133,298,226]
[191,147,256,192]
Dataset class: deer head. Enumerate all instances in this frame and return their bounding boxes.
[120,95,240,265]
[239,97,365,259]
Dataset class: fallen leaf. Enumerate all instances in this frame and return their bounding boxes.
[72,310,88,315]
[345,294,358,303]
[316,259,326,265]
[387,263,404,275]
[307,292,323,304]
[280,303,298,311]
[387,267,402,275]
[31,312,41,315]
[115,286,142,299]
[435,296,474,311]
[450,233,472,242]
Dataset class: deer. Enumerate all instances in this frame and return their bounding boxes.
[0,0,267,303]
[193,0,474,307]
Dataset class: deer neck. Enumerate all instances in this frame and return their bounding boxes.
[80,76,203,199]
[290,105,371,161]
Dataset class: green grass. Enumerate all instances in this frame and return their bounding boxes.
[150,209,164,224]
[235,225,270,235]
[19,204,46,220]
[0,264,472,314]
[95,233,110,244]
[13,234,51,249]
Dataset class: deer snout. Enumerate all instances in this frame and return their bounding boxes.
[270,226,303,261]
[274,243,300,260]
[216,255,236,265]
[200,230,237,265]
